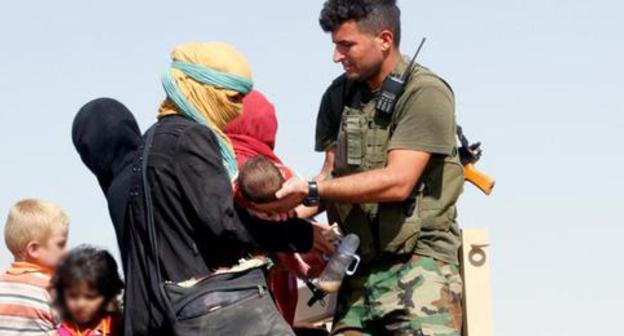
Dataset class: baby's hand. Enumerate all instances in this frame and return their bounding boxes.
[299,251,327,278]
[273,252,326,278]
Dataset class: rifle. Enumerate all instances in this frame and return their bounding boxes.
[457,126,495,195]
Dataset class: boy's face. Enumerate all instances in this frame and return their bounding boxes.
[28,229,68,269]
[64,282,105,325]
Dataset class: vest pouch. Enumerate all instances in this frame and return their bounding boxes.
[363,127,390,170]
[377,202,421,255]
[334,107,367,174]
[343,111,367,167]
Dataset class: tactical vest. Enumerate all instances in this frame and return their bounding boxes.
[326,67,464,264]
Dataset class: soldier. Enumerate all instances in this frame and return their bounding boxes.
[275,1,465,335]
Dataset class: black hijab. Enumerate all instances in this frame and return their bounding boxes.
[72,98,142,249]
[72,97,141,192]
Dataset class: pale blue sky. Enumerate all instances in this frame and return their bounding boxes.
[1,1,622,335]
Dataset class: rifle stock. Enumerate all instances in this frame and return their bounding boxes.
[463,163,495,195]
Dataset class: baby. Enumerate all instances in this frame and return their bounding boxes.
[226,91,335,324]
[237,156,288,205]
[236,155,341,267]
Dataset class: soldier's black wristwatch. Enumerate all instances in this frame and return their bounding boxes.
[303,181,320,206]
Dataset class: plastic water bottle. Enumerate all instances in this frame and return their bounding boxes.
[317,234,361,293]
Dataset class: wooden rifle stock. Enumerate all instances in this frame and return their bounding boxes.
[463,163,495,195]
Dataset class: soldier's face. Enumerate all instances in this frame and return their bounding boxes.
[331,20,385,81]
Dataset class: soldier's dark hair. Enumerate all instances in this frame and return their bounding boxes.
[239,155,285,204]
[319,0,401,46]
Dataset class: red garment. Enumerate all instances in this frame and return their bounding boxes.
[224,90,282,166]
[225,90,298,325]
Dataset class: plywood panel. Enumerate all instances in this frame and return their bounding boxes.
[461,229,493,336]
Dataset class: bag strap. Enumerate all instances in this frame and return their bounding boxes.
[141,125,161,279]
[140,124,176,318]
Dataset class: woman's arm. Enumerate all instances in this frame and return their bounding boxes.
[236,205,312,252]
[175,124,329,253]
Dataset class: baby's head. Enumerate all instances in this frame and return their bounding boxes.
[238,156,285,204]
[4,199,69,269]
[52,246,123,324]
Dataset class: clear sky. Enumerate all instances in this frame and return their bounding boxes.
[1,1,622,335]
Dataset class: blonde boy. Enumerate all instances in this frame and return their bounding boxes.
[0,199,69,335]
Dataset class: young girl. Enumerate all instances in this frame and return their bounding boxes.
[52,246,124,336]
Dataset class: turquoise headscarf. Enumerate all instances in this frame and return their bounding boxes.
[161,61,253,180]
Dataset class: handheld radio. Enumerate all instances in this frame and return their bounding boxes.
[376,37,427,116]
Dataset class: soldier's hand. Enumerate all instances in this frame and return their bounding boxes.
[250,177,309,213]
[275,177,309,202]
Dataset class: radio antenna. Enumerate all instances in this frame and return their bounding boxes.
[401,37,427,81]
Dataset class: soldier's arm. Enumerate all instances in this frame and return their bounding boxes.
[315,84,455,203]
[301,84,450,204]
[318,148,429,203]
[275,149,430,207]
[293,148,336,219]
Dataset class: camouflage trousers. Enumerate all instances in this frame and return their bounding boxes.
[331,256,463,336]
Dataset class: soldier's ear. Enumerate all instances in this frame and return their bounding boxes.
[377,29,395,52]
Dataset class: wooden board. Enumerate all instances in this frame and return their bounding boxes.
[460,228,493,336]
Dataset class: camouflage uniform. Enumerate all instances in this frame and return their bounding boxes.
[315,58,464,336]
[332,256,462,336]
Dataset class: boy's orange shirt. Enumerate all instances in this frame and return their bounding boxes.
[6,261,55,276]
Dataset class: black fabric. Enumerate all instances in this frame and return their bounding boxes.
[164,268,267,320]
[72,98,142,192]
[73,107,313,336]
[162,267,273,334]
[72,98,141,249]
[314,75,368,152]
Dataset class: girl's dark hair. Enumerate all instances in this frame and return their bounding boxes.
[52,245,124,316]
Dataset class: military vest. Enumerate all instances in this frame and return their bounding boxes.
[326,64,464,264]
